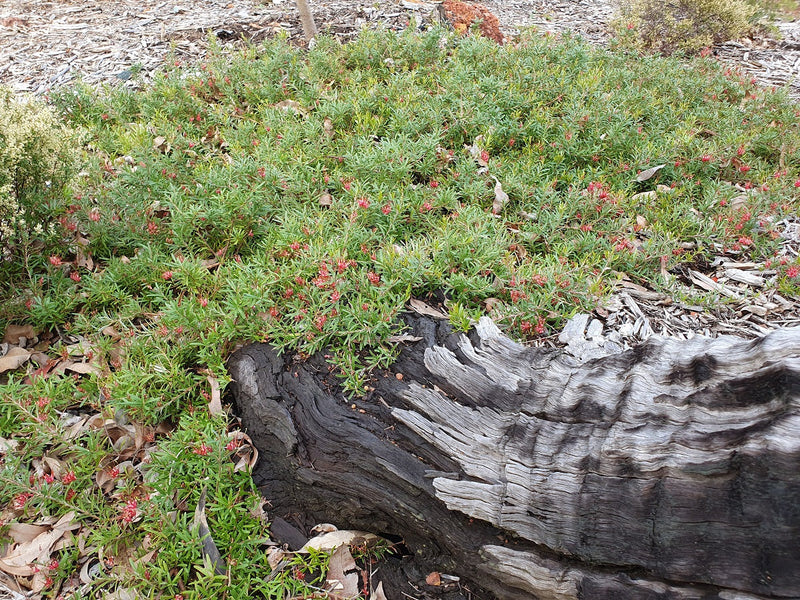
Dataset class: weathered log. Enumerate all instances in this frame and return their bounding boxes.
[229,315,800,599]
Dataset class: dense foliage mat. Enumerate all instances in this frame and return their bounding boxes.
[1,28,799,598]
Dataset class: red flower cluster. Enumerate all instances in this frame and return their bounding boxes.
[120,499,138,524]
[193,443,212,456]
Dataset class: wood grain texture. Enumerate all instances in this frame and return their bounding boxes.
[229,315,800,600]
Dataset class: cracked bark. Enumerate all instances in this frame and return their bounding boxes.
[228,315,800,600]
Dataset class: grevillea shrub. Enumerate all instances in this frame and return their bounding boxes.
[612,0,760,55]
[0,87,76,256]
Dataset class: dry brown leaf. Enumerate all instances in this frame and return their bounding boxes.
[133,423,154,455]
[323,117,334,138]
[408,298,447,319]
[491,177,509,214]
[0,437,20,455]
[730,194,749,209]
[206,375,223,417]
[300,530,377,553]
[635,164,665,182]
[508,243,527,260]
[29,352,50,367]
[386,334,423,343]
[103,420,135,448]
[465,135,487,167]
[0,347,31,373]
[132,548,157,568]
[228,431,258,472]
[30,570,50,594]
[108,344,126,369]
[250,497,269,525]
[319,192,333,207]
[267,547,288,571]
[104,588,139,600]
[632,185,673,204]
[325,545,359,597]
[371,581,388,600]
[80,559,103,584]
[273,100,308,117]
[65,340,98,358]
[0,512,78,577]
[631,190,656,203]
[193,488,225,575]
[636,215,648,228]
[87,414,106,430]
[483,297,501,312]
[101,326,121,340]
[95,465,118,494]
[6,524,49,544]
[310,523,338,534]
[2,325,35,344]
[41,456,63,479]
[152,136,169,153]
[63,415,92,440]
[62,361,102,377]
[425,571,441,586]
[76,246,94,271]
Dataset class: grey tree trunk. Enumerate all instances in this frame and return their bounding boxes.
[295,0,317,41]
[229,315,800,599]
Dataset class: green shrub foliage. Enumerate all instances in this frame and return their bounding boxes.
[613,0,759,55]
[0,87,75,254]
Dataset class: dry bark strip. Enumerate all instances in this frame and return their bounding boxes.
[229,314,800,599]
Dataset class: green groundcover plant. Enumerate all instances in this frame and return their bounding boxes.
[0,27,799,598]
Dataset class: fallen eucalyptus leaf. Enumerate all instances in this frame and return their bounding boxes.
[62,360,102,376]
[266,547,288,571]
[0,347,31,373]
[371,581,389,600]
[631,190,656,203]
[0,512,79,577]
[465,135,487,166]
[206,375,223,417]
[300,529,377,552]
[6,524,49,544]
[104,588,139,600]
[325,545,359,597]
[635,164,665,182]
[2,324,35,344]
[491,177,509,214]
[273,100,308,117]
[152,136,169,153]
[193,487,226,575]
[386,334,423,343]
[408,298,447,319]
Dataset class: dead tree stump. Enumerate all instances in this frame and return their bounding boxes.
[229,315,800,599]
